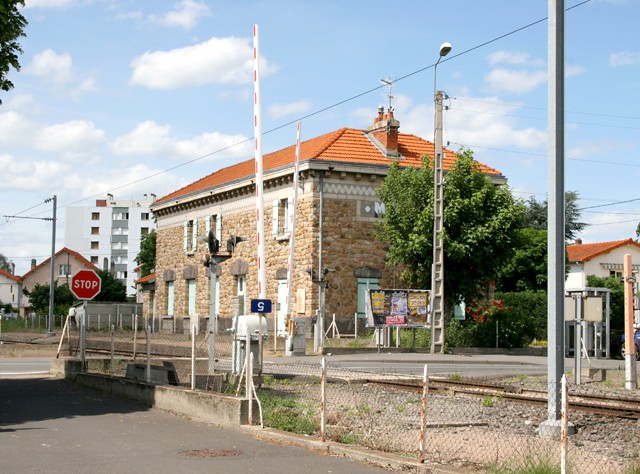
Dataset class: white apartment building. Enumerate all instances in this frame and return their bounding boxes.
[65,194,156,296]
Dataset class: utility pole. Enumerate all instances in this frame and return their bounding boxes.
[430,41,451,354]
[540,0,574,438]
[46,195,57,335]
[623,254,637,389]
[430,89,445,354]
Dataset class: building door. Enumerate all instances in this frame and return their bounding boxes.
[277,280,288,334]
[357,278,379,319]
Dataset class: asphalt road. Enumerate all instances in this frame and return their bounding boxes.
[0,376,393,473]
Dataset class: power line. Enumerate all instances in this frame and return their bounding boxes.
[1,0,594,220]
[578,198,640,211]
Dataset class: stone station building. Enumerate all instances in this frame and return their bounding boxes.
[146,107,503,335]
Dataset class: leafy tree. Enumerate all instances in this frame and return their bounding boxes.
[495,228,547,292]
[23,282,76,318]
[376,149,525,306]
[522,191,587,241]
[0,253,12,272]
[0,0,28,104]
[95,269,127,302]
[135,230,156,278]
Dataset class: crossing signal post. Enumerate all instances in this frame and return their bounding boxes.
[202,231,246,375]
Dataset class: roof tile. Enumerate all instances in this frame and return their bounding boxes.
[155,127,503,206]
[566,238,640,262]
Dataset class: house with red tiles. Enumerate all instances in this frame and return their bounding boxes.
[566,238,640,289]
[149,107,505,335]
[20,247,98,318]
[0,268,22,314]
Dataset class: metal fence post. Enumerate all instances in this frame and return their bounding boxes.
[145,325,151,384]
[80,301,87,372]
[321,357,326,442]
[248,352,253,426]
[191,324,196,390]
[561,374,568,474]
[419,364,429,463]
[133,313,138,359]
[110,324,115,375]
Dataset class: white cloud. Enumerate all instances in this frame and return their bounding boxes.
[0,112,105,163]
[610,51,640,66]
[25,49,73,86]
[394,94,545,152]
[0,153,71,192]
[151,0,211,29]
[487,51,544,67]
[24,0,76,8]
[566,65,587,77]
[24,49,98,96]
[268,100,312,119]
[110,120,252,161]
[484,69,547,95]
[0,111,38,144]
[37,120,105,163]
[130,37,279,90]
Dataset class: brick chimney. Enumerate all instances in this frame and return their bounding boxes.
[365,105,400,158]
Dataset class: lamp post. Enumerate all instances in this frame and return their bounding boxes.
[430,42,451,354]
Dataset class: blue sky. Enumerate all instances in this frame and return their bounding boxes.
[1,0,639,275]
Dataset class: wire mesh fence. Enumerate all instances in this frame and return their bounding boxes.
[57,322,640,474]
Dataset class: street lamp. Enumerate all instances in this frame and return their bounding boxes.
[430,42,451,354]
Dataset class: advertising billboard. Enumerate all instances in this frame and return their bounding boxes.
[366,289,430,327]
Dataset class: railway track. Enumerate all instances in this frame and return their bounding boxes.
[370,377,640,420]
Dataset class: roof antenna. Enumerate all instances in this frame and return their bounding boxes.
[380,77,394,112]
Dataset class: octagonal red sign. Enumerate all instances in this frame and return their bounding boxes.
[70,269,102,300]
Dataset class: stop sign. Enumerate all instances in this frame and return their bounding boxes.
[70,269,102,300]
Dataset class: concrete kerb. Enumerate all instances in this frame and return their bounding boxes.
[50,358,251,426]
[236,425,471,474]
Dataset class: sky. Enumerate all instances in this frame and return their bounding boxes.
[1,0,639,276]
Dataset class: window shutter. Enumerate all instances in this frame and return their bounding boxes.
[206,217,211,235]
[286,196,293,234]
[216,215,222,241]
[272,200,279,238]
[192,218,198,250]
[183,221,188,253]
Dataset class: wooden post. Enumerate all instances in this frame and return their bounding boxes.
[623,254,637,389]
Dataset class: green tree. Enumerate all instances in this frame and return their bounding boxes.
[376,149,525,306]
[95,269,127,302]
[495,228,547,292]
[522,191,587,241]
[0,0,28,104]
[135,230,156,278]
[23,282,76,318]
[0,253,12,272]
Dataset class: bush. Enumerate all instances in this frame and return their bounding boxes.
[446,291,546,349]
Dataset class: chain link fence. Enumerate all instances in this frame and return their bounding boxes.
[57,319,640,473]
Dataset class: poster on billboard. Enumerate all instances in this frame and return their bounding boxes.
[366,289,430,327]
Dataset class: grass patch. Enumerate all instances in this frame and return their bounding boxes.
[487,451,561,474]
[481,395,495,407]
[258,389,318,435]
[448,372,464,382]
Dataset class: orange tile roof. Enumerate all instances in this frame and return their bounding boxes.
[155,127,503,206]
[134,273,156,284]
[0,268,22,284]
[566,238,640,262]
[21,247,98,280]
